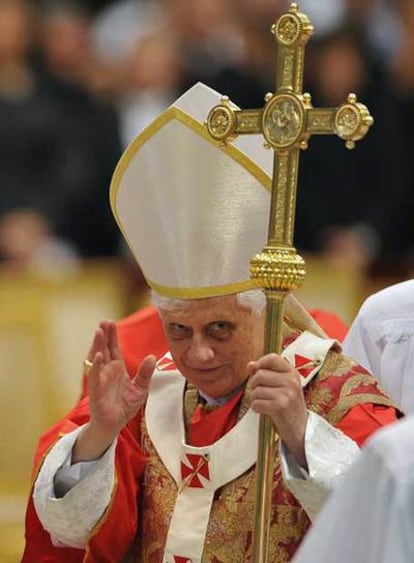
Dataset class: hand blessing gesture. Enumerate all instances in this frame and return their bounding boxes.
[74,320,156,462]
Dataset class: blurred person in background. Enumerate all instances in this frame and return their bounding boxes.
[36,0,122,258]
[0,0,80,270]
[91,0,164,74]
[40,0,112,97]
[299,0,400,64]
[233,0,286,28]
[200,3,276,109]
[295,25,404,270]
[0,0,122,266]
[0,209,78,274]
[116,28,183,147]
[172,0,281,109]
[345,0,400,64]
[380,0,414,269]
[80,0,115,15]
[165,0,242,85]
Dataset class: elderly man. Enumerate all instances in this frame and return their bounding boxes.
[24,84,398,563]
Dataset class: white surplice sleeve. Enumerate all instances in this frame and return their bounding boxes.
[33,425,117,549]
[280,411,360,520]
[293,415,414,563]
[342,279,414,414]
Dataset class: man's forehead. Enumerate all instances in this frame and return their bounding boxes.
[160,294,245,321]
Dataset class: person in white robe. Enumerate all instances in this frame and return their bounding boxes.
[293,413,414,563]
[343,279,414,413]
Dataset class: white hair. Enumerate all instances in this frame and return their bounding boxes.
[152,289,266,316]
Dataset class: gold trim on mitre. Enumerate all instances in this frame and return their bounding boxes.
[148,277,259,299]
[110,103,272,299]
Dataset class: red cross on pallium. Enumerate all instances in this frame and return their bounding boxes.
[156,356,176,371]
[173,556,192,563]
[294,354,315,378]
[180,453,210,489]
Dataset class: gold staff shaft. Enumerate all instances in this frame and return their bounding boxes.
[251,146,304,561]
[253,292,284,561]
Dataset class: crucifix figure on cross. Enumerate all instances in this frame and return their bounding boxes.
[206,3,373,562]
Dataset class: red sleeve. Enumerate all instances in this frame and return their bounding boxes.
[23,399,93,562]
[336,403,399,447]
[86,426,148,561]
[23,402,147,563]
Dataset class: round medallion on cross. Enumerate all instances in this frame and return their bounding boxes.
[206,100,236,142]
[273,13,301,46]
[334,94,374,149]
[262,93,305,149]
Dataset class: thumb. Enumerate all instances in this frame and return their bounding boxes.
[246,361,258,377]
[133,355,156,391]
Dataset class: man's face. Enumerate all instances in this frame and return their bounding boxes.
[159,294,265,398]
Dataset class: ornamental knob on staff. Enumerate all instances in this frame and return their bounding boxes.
[206,3,373,562]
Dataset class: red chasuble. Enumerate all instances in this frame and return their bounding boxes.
[23,307,397,562]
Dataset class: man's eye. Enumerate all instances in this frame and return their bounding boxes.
[169,324,191,339]
[208,322,232,338]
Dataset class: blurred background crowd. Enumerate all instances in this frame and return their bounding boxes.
[1,0,414,282]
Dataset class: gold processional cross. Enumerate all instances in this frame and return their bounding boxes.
[206,3,373,562]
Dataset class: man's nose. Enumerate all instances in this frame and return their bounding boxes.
[186,336,215,364]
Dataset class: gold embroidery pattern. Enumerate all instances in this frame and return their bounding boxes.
[306,350,397,426]
[340,374,378,397]
[134,348,396,562]
[317,349,351,380]
[304,385,333,416]
[138,428,178,561]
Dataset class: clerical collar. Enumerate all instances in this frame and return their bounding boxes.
[199,383,245,407]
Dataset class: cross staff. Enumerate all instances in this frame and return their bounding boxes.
[206,3,373,562]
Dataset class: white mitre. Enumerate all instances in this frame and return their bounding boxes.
[110,82,273,298]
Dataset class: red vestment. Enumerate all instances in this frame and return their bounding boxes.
[23,306,396,562]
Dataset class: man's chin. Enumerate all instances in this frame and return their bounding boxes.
[192,375,236,399]
[186,366,226,380]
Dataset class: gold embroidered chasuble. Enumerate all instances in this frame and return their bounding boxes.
[132,336,394,563]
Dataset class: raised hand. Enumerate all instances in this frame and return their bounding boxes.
[248,353,308,468]
[73,321,156,462]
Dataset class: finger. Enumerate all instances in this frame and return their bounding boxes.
[250,369,296,389]
[87,351,104,394]
[250,353,291,373]
[133,355,156,391]
[250,398,277,417]
[246,361,258,377]
[107,322,122,361]
[85,328,105,365]
[99,321,112,364]
[251,385,279,402]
